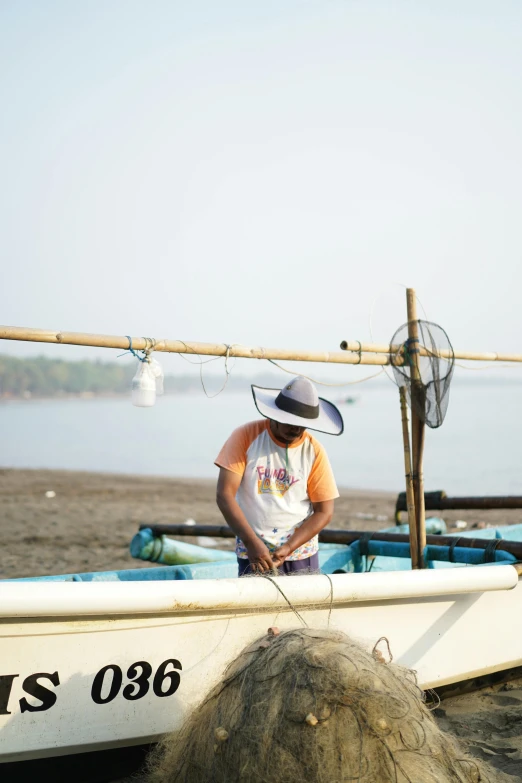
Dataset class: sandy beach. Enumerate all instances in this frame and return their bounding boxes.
[2,468,522,780]
[0,468,403,580]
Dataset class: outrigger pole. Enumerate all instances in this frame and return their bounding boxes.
[340,339,522,363]
[0,325,394,366]
[2,325,521,365]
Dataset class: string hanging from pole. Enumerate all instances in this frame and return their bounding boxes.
[267,359,386,386]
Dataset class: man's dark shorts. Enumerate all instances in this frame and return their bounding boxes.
[237,552,320,577]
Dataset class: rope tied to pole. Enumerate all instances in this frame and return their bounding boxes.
[118,335,157,362]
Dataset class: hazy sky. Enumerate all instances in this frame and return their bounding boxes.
[1,1,521,380]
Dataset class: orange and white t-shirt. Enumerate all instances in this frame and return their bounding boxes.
[215,420,339,560]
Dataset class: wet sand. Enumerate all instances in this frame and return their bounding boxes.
[434,677,522,780]
[2,468,522,781]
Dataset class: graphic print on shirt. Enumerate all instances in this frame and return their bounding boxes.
[256,465,300,497]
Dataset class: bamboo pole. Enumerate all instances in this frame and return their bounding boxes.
[396,493,522,512]
[340,340,522,364]
[1,324,520,366]
[406,289,426,569]
[0,325,396,367]
[399,387,419,567]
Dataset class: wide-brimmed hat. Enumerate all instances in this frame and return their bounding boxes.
[251,376,344,436]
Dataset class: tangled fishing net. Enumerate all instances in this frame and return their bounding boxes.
[389,320,455,428]
[147,628,491,783]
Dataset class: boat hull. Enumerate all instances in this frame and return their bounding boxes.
[1,568,521,763]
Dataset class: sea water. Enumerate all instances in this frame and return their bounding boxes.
[1,382,521,495]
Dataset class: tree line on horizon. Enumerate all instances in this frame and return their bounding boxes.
[0,355,280,398]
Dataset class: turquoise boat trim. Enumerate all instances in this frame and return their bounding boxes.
[3,547,354,583]
[349,539,516,573]
[387,521,522,542]
[4,534,517,583]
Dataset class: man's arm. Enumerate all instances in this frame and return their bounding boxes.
[271,499,334,568]
[216,467,275,573]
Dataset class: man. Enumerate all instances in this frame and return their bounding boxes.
[215,376,344,575]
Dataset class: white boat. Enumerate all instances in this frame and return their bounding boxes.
[2,317,522,777]
[1,560,522,769]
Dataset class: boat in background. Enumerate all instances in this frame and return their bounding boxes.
[336,395,359,405]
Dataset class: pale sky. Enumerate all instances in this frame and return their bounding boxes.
[1,1,521,379]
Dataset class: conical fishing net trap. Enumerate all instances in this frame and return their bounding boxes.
[389,320,455,428]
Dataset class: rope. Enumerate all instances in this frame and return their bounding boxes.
[267,358,385,386]
[198,344,232,398]
[260,574,308,627]
[117,335,155,362]
[483,539,502,563]
[260,572,334,628]
[175,341,235,398]
[323,572,334,627]
[372,636,393,663]
[448,538,460,564]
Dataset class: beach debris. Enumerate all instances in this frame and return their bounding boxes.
[267,626,280,636]
[45,490,56,499]
[184,518,196,526]
[146,628,493,783]
[196,536,218,547]
[455,520,468,530]
[354,512,389,522]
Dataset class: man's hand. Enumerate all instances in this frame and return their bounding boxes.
[272,543,292,569]
[246,538,275,573]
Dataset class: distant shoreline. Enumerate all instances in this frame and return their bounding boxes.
[0,389,249,403]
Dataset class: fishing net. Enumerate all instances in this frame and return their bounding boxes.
[146,628,491,783]
[389,320,455,428]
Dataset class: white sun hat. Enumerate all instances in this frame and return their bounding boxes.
[251,376,344,436]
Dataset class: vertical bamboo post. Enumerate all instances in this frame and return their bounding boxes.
[399,387,418,567]
[406,288,426,568]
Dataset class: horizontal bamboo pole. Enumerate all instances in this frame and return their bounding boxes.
[2,324,518,366]
[396,493,522,512]
[140,523,522,559]
[340,339,522,364]
[0,325,396,366]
